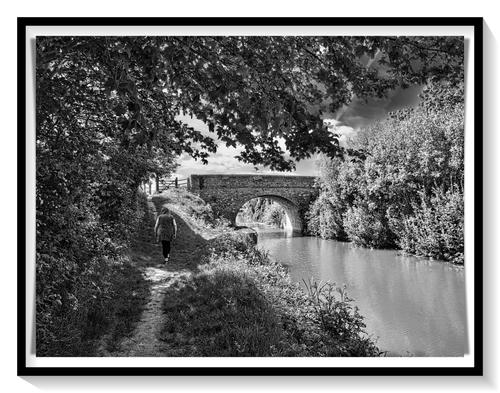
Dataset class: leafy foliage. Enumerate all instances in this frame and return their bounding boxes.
[159,234,381,356]
[36,193,151,356]
[237,197,287,228]
[306,81,464,261]
[38,36,463,172]
[263,203,288,228]
[306,192,347,240]
[344,205,394,248]
[392,186,464,263]
[35,35,464,354]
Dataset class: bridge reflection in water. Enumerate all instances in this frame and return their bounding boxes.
[235,221,302,240]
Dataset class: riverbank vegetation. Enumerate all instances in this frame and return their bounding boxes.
[143,189,381,356]
[159,228,381,356]
[306,82,465,264]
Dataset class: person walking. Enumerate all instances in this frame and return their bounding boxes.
[154,207,177,264]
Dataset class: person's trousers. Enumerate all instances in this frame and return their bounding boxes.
[161,240,171,258]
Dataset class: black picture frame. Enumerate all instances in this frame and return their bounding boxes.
[18,16,483,376]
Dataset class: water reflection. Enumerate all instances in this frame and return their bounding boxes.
[253,226,466,357]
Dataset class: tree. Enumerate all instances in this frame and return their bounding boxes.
[37,36,463,173]
[307,80,464,256]
[35,36,465,354]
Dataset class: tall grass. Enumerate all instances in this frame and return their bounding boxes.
[158,234,381,357]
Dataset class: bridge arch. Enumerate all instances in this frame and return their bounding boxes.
[188,174,318,233]
[235,194,303,232]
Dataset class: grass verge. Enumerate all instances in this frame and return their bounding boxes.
[158,232,382,357]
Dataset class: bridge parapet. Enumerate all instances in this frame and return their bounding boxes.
[189,174,316,190]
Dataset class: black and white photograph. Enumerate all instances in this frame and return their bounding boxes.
[18,18,483,375]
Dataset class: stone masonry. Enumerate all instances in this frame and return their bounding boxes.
[188,174,318,232]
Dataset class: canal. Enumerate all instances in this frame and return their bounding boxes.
[253,225,466,357]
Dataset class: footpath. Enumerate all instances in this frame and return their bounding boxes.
[100,198,214,356]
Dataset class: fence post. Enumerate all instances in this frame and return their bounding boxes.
[175,177,178,188]
[155,174,160,194]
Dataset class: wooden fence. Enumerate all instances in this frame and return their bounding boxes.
[140,177,189,195]
[159,177,188,192]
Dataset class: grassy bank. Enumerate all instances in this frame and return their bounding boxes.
[151,188,231,238]
[154,189,381,357]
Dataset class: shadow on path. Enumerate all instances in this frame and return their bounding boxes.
[103,197,213,356]
[130,200,210,272]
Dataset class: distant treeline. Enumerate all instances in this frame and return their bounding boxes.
[306,81,464,264]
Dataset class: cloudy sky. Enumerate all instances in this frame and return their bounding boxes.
[173,84,423,179]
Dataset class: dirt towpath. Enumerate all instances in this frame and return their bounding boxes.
[101,199,212,356]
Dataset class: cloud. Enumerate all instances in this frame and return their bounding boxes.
[176,141,321,178]
[337,85,423,129]
[176,143,252,177]
[177,114,211,136]
[175,85,422,177]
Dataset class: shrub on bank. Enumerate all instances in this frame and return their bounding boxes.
[209,231,258,253]
[159,236,381,357]
[305,82,464,263]
[306,192,346,240]
[392,186,464,264]
[343,204,395,248]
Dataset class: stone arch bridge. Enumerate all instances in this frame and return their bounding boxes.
[188,174,318,232]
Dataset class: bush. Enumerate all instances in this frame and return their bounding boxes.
[306,192,346,240]
[37,251,149,356]
[210,231,258,255]
[302,280,381,356]
[36,191,151,356]
[343,204,395,248]
[238,197,287,228]
[393,187,464,264]
[306,82,464,261]
[263,202,287,228]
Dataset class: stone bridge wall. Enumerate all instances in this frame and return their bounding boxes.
[188,174,318,231]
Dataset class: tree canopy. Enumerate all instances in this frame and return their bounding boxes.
[306,80,464,261]
[37,35,463,172]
